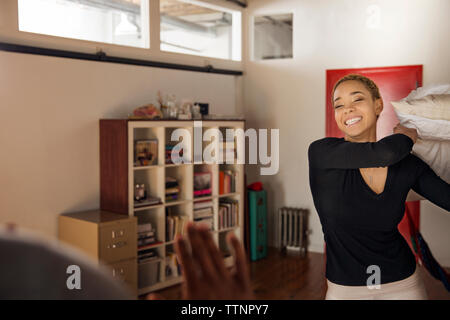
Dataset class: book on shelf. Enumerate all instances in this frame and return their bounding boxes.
[194,207,213,219]
[193,189,211,197]
[165,176,180,202]
[165,193,179,202]
[219,198,239,230]
[138,241,163,251]
[166,215,189,241]
[138,237,156,246]
[165,176,179,188]
[165,144,184,164]
[138,247,160,264]
[134,139,158,167]
[138,231,155,239]
[219,170,236,195]
[165,187,180,194]
[138,223,153,234]
[138,223,159,248]
[219,140,235,163]
[194,200,213,210]
[194,216,213,230]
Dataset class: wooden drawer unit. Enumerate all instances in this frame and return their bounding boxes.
[58,210,137,295]
[108,258,138,289]
[99,223,136,263]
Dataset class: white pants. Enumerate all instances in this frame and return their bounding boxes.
[325,266,428,300]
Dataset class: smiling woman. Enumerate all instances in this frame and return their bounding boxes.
[307,74,450,300]
[332,74,383,142]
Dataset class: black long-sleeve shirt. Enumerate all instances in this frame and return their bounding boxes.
[308,133,450,286]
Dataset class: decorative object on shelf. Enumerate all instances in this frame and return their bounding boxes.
[134,184,161,208]
[157,90,169,119]
[129,104,162,119]
[193,172,212,198]
[158,91,179,119]
[192,103,202,120]
[194,102,209,116]
[135,184,146,201]
[178,100,193,120]
[134,139,158,166]
[167,94,178,119]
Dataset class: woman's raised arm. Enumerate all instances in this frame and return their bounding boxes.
[308,133,414,169]
[411,155,450,212]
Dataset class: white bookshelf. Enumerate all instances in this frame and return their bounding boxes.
[100,119,245,296]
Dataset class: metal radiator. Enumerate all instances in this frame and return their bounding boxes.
[276,207,308,255]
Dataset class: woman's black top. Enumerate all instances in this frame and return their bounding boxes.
[308,133,450,286]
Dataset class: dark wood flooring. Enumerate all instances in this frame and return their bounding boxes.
[150,247,450,300]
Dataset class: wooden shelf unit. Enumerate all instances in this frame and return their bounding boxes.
[100,119,245,295]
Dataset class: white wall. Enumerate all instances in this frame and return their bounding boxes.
[0,50,242,238]
[243,0,450,265]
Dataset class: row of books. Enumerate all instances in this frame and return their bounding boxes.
[139,247,159,264]
[219,139,235,162]
[138,223,161,264]
[165,144,183,164]
[193,200,214,230]
[219,170,236,194]
[138,223,158,247]
[166,215,189,242]
[166,176,179,202]
[219,199,239,230]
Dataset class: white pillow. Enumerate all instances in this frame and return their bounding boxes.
[395,111,450,141]
[392,84,450,201]
[403,83,450,100]
[391,95,450,121]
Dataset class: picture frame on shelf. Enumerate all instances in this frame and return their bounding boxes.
[193,172,212,198]
[134,139,158,166]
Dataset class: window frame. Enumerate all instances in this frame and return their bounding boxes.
[0,0,243,71]
[249,9,296,62]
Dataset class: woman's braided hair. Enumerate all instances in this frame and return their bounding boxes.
[332,74,382,120]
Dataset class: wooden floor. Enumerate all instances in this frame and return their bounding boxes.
[151,247,450,300]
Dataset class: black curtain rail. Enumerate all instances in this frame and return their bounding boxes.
[226,0,247,8]
[0,42,243,76]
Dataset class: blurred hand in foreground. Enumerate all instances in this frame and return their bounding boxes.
[147,222,254,300]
